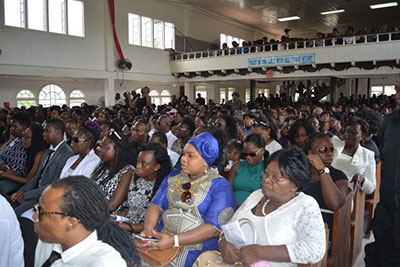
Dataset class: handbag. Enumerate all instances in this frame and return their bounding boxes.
[134,239,182,267]
[194,218,269,267]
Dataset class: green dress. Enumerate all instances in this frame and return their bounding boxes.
[233,160,264,204]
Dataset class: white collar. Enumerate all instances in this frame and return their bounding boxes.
[54,231,98,263]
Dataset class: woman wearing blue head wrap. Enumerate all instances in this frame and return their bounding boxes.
[139,131,237,267]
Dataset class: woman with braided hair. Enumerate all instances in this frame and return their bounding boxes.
[34,176,138,266]
[118,142,172,234]
[92,129,135,214]
[60,120,101,179]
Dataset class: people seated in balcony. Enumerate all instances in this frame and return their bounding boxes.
[242,41,249,53]
[332,28,343,45]
[231,41,240,54]
[345,26,355,44]
[379,24,389,41]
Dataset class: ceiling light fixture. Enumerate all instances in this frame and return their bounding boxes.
[278,16,300,22]
[320,9,345,15]
[370,2,398,9]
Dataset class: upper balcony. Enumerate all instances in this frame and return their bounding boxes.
[170,32,400,81]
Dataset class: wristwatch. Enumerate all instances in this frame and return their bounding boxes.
[317,167,330,175]
[173,235,180,247]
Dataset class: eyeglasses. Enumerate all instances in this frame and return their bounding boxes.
[241,148,263,158]
[33,204,72,221]
[109,128,122,140]
[318,146,335,153]
[180,182,192,203]
[71,136,88,143]
[263,172,289,183]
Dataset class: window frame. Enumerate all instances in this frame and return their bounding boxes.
[16,89,36,108]
[69,89,86,107]
[38,84,67,107]
[3,0,85,37]
[128,12,175,49]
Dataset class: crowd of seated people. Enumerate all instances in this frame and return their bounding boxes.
[0,86,399,266]
[201,24,400,57]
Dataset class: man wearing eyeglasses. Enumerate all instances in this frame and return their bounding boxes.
[33,176,131,267]
[10,118,74,216]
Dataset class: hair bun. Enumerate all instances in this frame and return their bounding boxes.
[84,120,102,134]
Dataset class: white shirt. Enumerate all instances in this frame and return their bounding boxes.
[331,138,376,194]
[229,190,326,267]
[35,230,127,267]
[165,130,177,150]
[0,195,24,267]
[167,148,180,167]
[60,149,101,179]
[265,140,282,155]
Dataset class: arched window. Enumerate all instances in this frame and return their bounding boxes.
[16,90,36,108]
[160,90,171,104]
[39,84,66,107]
[149,90,160,105]
[69,89,86,107]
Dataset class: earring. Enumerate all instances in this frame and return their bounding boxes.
[204,167,209,176]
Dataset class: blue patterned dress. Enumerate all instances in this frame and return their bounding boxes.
[150,168,236,267]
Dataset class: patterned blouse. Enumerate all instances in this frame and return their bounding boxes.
[0,137,27,177]
[94,164,135,214]
[123,177,155,225]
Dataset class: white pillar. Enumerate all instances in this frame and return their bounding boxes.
[104,78,115,107]
[184,82,194,102]
[207,83,217,104]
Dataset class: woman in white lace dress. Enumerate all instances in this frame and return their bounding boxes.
[218,146,326,267]
[119,143,172,234]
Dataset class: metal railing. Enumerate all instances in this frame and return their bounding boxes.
[172,32,400,61]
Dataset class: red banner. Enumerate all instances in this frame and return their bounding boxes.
[108,0,124,60]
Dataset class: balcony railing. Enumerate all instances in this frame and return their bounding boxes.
[172,32,400,61]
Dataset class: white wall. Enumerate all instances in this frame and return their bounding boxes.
[0,0,265,107]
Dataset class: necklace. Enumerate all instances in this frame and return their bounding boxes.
[261,198,270,216]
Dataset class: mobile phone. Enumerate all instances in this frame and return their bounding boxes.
[133,234,159,242]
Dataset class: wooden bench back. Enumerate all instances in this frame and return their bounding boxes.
[349,183,366,266]
[365,160,382,238]
[328,189,352,267]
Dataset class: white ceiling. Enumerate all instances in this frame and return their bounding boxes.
[184,0,400,38]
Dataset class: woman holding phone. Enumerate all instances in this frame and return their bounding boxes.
[139,130,236,267]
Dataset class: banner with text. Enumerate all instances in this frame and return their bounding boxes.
[248,53,315,68]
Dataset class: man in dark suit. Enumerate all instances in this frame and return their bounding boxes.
[10,118,74,216]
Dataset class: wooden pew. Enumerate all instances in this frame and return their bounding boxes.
[365,161,382,238]
[299,224,329,267]
[328,189,352,267]
[349,182,366,266]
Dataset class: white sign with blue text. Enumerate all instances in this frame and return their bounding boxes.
[248,53,315,68]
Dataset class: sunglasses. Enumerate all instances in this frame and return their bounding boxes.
[71,136,88,143]
[241,147,263,158]
[109,128,122,140]
[33,204,73,221]
[318,146,335,153]
[180,182,192,203]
